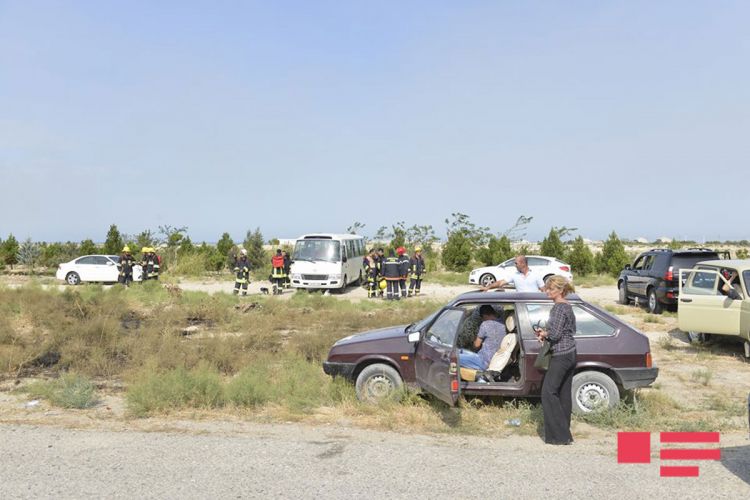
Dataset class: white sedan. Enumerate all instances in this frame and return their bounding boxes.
[469,255,573,287]
[56,255,143,285]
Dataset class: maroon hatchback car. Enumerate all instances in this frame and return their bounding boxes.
[323,291,658,413]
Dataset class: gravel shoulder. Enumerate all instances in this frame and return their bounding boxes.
[1,421,748,499]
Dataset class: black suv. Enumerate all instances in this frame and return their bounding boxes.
[618,248,722,313]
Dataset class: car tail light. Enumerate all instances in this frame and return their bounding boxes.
[666,291,674,299]
[450,351,459,393]
[646,353,653,368]
[664,266,674,282]
[559,266,570,272]
[451,379,459,392]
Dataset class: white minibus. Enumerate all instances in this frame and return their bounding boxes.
[289,234,366,290]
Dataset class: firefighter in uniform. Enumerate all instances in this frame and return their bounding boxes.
[233,249,251,296]
[382,249,402,300]
[140,247,160,281]
[397,246,410,298]
[140,247,152,281]
[282,250,291,289]
[271,249,286,295]
[363,250,379,298]
[374,248,385,297]
[117,246,136,286]
[150,247,161,280]
[408,246,426,297]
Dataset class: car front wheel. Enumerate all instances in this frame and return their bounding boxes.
[479,273,496,287]
[65,272,81,285]
[355,363,403,403]
[647,288,662,314]
[571,371,620,415]
[618,282,628,305]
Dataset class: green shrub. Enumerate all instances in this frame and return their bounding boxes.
[596,231,630,277]
[475,235,513,266]
[566,236,595,275]
[539,228,566,260]
[126,365,225,417]
[24,373,97,409]
[442,232,473,271]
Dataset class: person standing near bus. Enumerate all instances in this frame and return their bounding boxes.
[396,247,409,298]
[408,246,426,297]
[271,249,286,295]
[363,250,379,298]
[233,249,251,296]
[382,249,402,300]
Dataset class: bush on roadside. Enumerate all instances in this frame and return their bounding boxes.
[566,236,595,276]
[24,373,97,409]
[596,231,630,277]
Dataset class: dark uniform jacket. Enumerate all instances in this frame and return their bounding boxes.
[382,257,402,280]
[397,254,410,277]
[409,255,426,277]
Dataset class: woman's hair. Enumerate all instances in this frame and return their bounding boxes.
[546,275,575,296]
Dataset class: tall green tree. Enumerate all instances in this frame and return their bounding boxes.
[216,233,235,260]
[135,230,157,251]
[103,224,124,255]
[80,239,98,255]
[566,236,595,275]
[17,238,41,274]
[2,234,19,268]
[540,228,567,260]
[597,231,630,277]
[243,228,266,270]
[476,235,513,266]
[441,213,489,271]
[179,236,195,254]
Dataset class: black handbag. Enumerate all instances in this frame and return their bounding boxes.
[534,340,552,371]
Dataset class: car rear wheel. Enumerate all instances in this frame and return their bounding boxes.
[355,363,403,403]
[572,371,620,415]
[618,282,628,305]
[647,288,662,314]
[65,272,81,285]
[687,332,712,345]
[479,273,496,287]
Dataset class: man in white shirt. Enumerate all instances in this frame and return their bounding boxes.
[480,255,545,293]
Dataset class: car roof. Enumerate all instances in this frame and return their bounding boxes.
[449,291,583,304]
[696,259,750,271]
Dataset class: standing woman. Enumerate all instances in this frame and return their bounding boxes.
[535,275,577,445]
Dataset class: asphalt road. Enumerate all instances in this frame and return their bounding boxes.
[1,423,748,499]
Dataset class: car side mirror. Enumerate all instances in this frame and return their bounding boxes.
[624,264,631,270]
[342,256,348,263]
[407,331,420,343]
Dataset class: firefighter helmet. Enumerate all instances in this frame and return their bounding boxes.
[414,246,422,252]
[122,246,131,253]
[379,279,387,290]
[396,246,406,255]
[240,248,248,256]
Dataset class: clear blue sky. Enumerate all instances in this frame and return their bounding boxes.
[1,1,748,243]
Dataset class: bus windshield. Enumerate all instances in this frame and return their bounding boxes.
[293,240,341,263]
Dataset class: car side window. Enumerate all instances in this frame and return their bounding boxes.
[743,271,750,298]
[527,257,546,266]
[684,270,719,295]
[632,256,646,270]
[642,255,655,271]
[92,256,110,265]
[573,307,616,336]
[523,304,615,337]
[425,308,465,347]
[76,256,97,265]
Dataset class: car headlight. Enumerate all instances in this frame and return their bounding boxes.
[329,274,342,280]
[470,270,477,275]
[291,274,301,280]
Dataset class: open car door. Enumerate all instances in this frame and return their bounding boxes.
[414,307,466,406]
[679,268,743,335]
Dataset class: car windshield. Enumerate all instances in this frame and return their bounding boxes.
[293,240,341,263]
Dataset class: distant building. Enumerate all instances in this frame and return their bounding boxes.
[656,237,673,244]
[636,237,649,244]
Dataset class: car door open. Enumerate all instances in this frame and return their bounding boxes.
[414,307,465,406]
[679,268,742,335]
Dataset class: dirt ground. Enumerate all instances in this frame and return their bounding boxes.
[1,276,749,440]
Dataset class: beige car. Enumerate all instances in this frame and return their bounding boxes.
[678,259,750,357]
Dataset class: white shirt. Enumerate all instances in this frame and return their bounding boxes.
[510,270,545,292]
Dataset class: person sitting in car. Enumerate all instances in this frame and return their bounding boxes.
[720,269,743,300]
[459,305,506,371]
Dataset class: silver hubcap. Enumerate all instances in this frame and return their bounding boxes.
[366,374,394,400]
[649,294,656,310]
[481,275,495,286]
[688,332,704,344]
[576,383,609,412]
[67,275,77,284]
